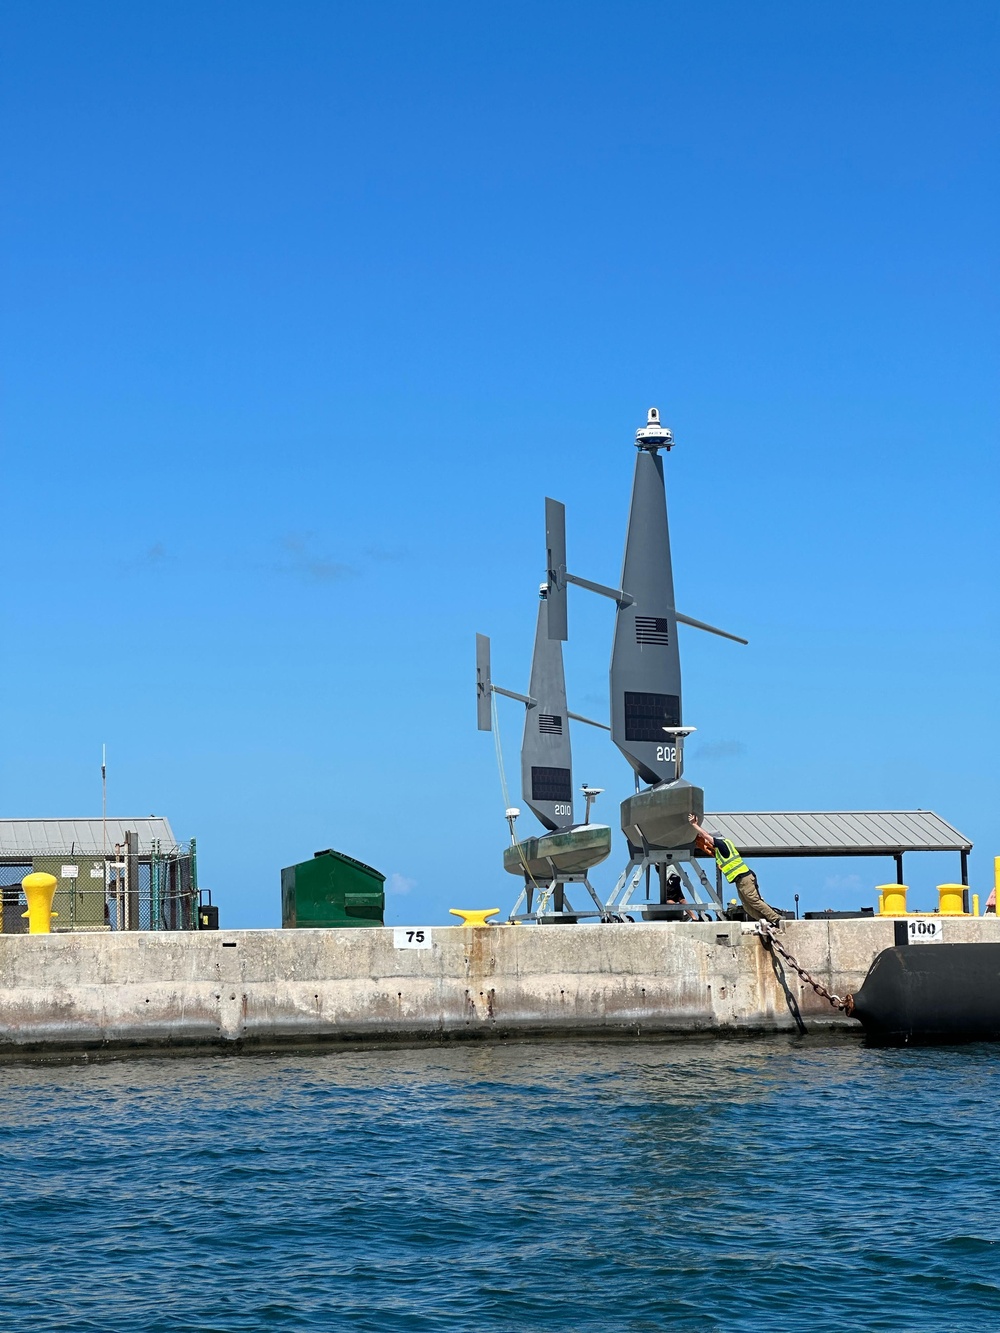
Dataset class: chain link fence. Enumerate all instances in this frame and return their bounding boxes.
[0,842,199,933]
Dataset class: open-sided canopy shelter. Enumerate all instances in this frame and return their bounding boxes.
[702,810,973,888]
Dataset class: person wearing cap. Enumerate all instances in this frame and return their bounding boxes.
[663,869,698,920]
[687,814,784,927]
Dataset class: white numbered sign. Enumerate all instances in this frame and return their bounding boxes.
[393,927,432,950]
[908,919,944,944]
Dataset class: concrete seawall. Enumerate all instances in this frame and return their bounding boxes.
[2,917,999,1058]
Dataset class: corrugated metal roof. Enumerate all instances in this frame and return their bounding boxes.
[702,810,972,856]
[0,818,179,857]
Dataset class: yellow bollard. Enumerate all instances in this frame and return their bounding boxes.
[986,857,1000,914]
[877,884,908,915]
[937,884,966,916]
[973,894,980,917]
[21,873,58,934]
[448,908,500,927]
[877,891,885,915]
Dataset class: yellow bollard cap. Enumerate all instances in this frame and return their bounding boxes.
[449,908,500,928]
[22,872,58,891]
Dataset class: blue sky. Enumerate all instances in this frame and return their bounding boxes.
[1,1,997,925]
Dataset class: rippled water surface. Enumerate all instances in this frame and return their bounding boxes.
[1,1038,999,1331]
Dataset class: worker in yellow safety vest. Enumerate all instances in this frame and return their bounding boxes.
[687,814,784,927]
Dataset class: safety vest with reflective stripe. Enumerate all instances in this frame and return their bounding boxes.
[714,838,750,883]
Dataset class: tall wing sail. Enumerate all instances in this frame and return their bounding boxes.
[544,497,568,641]
[521,587,574,830]
[610,413,683,786]
[476,633,493,731]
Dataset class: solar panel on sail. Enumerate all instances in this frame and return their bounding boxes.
[531,767,572,803]
[624,691,680,742]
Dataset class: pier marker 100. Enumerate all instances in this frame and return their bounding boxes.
[908,919,944,944]
[394,928,432,949]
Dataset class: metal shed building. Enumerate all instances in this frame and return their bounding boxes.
[0,818,198,933]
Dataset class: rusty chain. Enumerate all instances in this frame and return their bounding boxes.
[756,922,855,1014]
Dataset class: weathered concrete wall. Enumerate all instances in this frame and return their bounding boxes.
[1,917,998,1057]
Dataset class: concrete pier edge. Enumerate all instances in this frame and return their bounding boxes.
[2,918,998,1061]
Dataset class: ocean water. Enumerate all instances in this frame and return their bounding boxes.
[1,1039,999,1332]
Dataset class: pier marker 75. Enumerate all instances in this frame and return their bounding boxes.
[394,928,432,949]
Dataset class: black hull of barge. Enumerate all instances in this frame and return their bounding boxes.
[851,942,1000,1044]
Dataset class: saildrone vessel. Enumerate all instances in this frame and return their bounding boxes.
[477,576,611,922]
[545,408,747,918]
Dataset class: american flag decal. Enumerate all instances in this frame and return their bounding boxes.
[635,616,670,645]
[539,714,563,735]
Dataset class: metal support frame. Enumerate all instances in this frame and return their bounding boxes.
[151,839,161,932]
[508,863,607,925]
[190,838,198,909]
[605,846,724,921]
[125,829,140,932]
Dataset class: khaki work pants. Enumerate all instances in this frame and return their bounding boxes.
[734,871,783,927]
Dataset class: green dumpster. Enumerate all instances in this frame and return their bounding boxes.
[281,849,385,928]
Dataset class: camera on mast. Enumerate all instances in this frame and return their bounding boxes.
[634,406,675,452]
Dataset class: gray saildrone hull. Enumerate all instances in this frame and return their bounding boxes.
[620,779,704,851]
[503,824,612,879]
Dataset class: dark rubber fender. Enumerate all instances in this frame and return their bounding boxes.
[851,943,1000,1043]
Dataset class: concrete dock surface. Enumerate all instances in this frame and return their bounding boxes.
[2,917,999,1058]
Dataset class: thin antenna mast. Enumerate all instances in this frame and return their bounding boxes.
[101,745,107,865]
